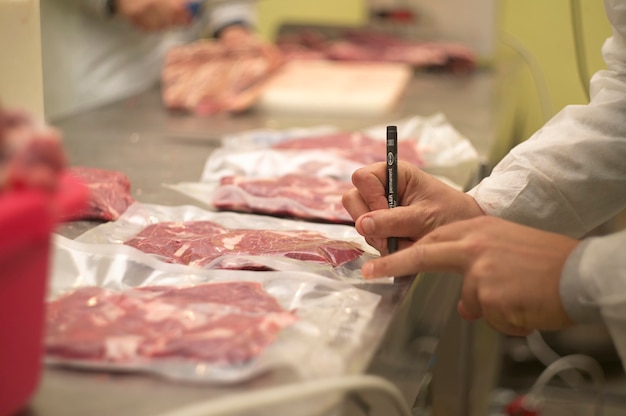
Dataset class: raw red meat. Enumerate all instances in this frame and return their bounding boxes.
[45,282,297,364]
[0,104,66,192]
[66,166,135,221]
[161,38,283,115]
[124,220,363,268]
[277,28,475,73]
[271,132,424,167]
[213,174,354,223]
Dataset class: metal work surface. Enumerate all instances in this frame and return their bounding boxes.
[25,67,519,416]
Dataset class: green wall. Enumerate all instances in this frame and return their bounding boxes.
[257,0,612,140]
[257,0,365,40]
[497,0,611,139]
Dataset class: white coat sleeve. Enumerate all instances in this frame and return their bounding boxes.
[560,230,626,364]
[206,1,257,35]
[467,0,626,238]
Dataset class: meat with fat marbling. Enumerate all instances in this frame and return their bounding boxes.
[213,174,354,223]
[124,220,363,268]
[65,166,135,221]
[45,282,297,364]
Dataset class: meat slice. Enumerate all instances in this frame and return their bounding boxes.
[124,220,363,268]
[161,39,283,115]
[45,282,297,364]
[66,166,135,221]
[271,132,424,167]
[213,174,354,223]
[0,104,65,192]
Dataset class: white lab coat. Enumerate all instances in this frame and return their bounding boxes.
[40,1,256,121]
[468,0,626,364]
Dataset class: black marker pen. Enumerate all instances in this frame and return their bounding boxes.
[386,125,398,254]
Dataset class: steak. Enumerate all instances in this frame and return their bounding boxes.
[124,220,363,268]
[271,132,424,167]
[213,174,354,223]
[45,282,297,364]
[66,166,135,221]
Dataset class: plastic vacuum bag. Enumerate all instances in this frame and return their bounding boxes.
[168,114,476,219]
[215,113,479,186]
[47,235,382,384]
[73,202,381,282]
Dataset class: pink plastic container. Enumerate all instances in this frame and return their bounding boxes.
[0,173,87,416]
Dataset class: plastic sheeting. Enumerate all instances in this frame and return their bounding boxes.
[170,114,476,218]
[46,235,382,384]
[73,202,381,282]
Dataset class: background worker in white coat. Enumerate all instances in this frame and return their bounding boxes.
[343,0,626,368]
[40,0,259,121]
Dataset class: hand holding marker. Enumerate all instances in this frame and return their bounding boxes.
[386,125,398,254]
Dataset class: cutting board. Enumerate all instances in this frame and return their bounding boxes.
[258,60,412,115]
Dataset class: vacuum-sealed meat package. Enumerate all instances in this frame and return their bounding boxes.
[215,114,479,184]
[74,203,378,281]
[123,219,363,268]
[270,131,425,167]
[169,115,478,221]
[211,174,354,224]
[46,282,297,364]
[47,235,382,383]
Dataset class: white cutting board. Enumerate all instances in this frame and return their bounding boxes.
[258,60,412,115]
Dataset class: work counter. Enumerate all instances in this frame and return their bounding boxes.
[25,65,522,416]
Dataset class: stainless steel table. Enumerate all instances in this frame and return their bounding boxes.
[25,63,523,416]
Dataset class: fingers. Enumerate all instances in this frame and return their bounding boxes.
[354,205,435,241]
[360,217,487,278]
[361,240,470,279]
[458,276,482,320]
[169,10,192,27]
[459,298,533,336]
[457,300,482,320]
[344,162,482,245]
[457,280,531,337]
[360,238,536,336]
[342,187,377,223]
[348,162,389,210]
